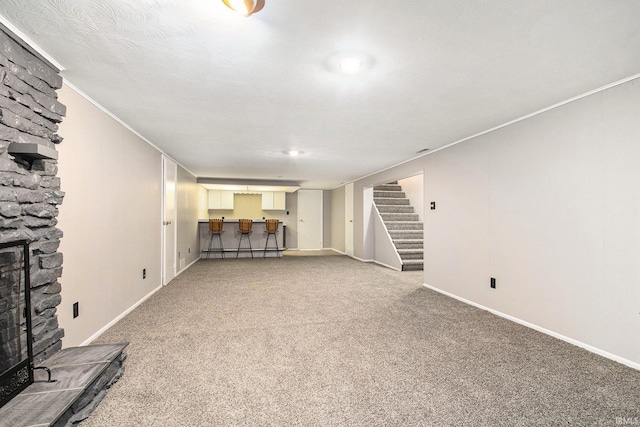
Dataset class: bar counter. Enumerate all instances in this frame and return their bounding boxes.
[199,219,286,258]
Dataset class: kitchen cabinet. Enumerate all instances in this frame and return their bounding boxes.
[261,191,286,210]
[208,190,234,210]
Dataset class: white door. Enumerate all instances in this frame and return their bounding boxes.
[162,156,177,286]
[345,183,354,256]
[297,189,323,250]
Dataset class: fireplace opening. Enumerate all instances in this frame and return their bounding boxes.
[0,240,33,409]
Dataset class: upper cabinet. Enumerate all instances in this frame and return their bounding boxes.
[262,191,286,210]
[208,190,234,210]
[208,190,285,211]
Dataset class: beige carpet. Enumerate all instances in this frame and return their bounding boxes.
[83,256,639,426]
[282,249,342,256]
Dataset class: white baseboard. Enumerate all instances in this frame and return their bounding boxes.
[423,283,640,372]
[80,258,201,346]
[350,255,401,271]
[176,257,199,277]
[373,260,402,271]
[79,284,162,346]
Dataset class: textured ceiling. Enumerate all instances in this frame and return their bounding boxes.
[1,0,640,189]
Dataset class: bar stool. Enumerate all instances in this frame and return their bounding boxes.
[207,219,224,259]
[263,219,280,258]
[236,219,253,259]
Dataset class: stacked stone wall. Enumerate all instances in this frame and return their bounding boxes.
[0,27,66,364]
[0,245,27,374]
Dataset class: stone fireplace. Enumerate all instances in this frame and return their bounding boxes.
[0,26,128,425]
[0,24,66,374]
[0,240,33,407]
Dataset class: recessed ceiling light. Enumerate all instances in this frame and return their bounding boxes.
[285,150,302,157]
[326,52,374,75]
[339,57,363,74]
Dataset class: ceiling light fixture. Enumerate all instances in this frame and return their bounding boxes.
[222,0,265,17]
[286,150,301,157]
[339,57,363,74]
[327,52,374,75]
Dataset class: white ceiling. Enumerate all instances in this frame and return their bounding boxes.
[1,0,640,189]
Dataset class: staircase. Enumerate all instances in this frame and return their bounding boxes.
[374,182,424,271]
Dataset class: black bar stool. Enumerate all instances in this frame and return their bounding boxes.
[263,219,280,258]
[207,219,224,259]
[236,219,253,258]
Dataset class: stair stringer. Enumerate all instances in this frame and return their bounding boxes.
[372,204,403,271]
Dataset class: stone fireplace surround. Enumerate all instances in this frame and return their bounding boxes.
[0,24,66,366]
[0,24,126,425]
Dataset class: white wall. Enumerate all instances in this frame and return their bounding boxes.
[330,186,345,252]
[176,166,205,272]
[372,206,402,270]
[285,192,298,249]
[323,190,332,249]
[425,79,640,367]
[353,77,640,367]
[57,83,163,347]
[398,174,424,222]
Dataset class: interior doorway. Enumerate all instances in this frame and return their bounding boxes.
[297,189,323,250]
[162,156,177,286]
[345,183,354,257]
[365,173,424,271]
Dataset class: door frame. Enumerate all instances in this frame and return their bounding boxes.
[345,183,354,257]
[297,189,324,250]
[161,156,177,286]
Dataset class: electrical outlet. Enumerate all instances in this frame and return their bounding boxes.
[73,302,79,318]
[430,201,436,210]
[143,268,146,279]
[490,278,496,289]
